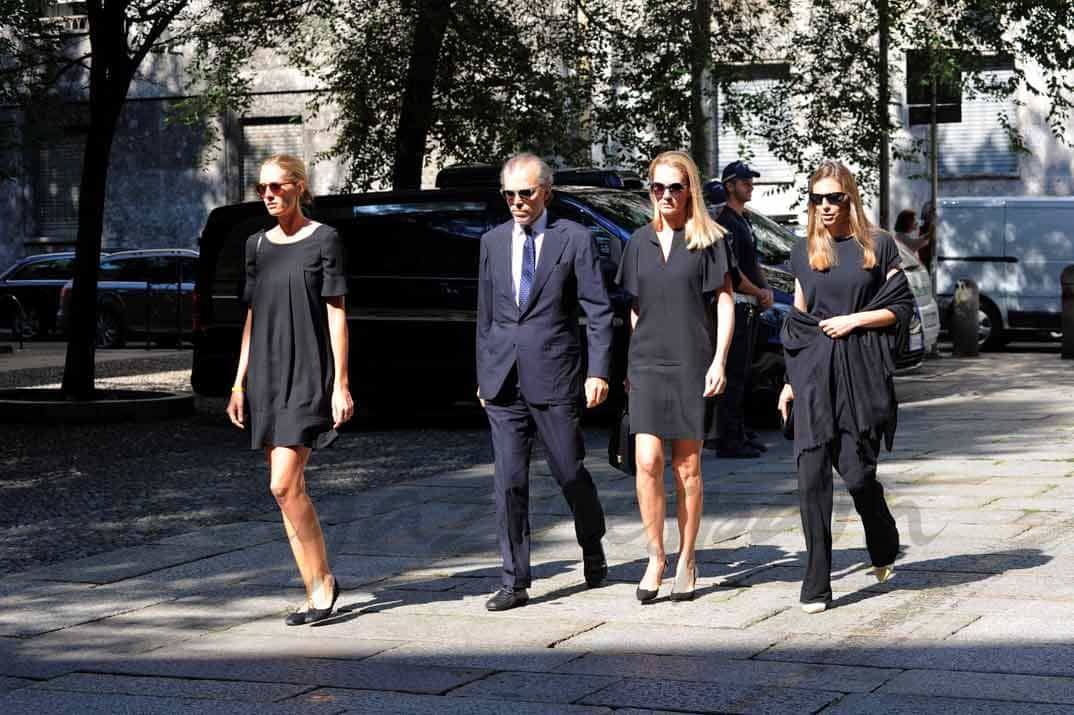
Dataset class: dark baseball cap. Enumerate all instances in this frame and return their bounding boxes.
[702,179,728,206]
[722,160,761,182]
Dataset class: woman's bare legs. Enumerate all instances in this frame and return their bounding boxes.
[267,446,334,608]
[670,439,704,583]
[635,433,668,590]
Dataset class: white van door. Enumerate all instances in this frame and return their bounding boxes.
[936,199,1009,316]
[1004,199,1074,330]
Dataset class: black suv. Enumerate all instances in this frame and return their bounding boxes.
[192,186,652,407]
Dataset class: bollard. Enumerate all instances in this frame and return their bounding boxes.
[1062,265,1074,359]
[951,278,980,357]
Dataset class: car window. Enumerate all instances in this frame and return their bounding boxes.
[747,211,795,265]
[99,259,124,281]
[337,202,487,279]
[552,199,622,282]
[569,190,652,233]
[180,257,197,283]
[12,257,75,280]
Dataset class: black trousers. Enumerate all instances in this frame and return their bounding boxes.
[484,374,606,589]
[716,302,759,447]
[796,431,899,604]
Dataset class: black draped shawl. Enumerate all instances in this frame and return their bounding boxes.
[780,270,916,457]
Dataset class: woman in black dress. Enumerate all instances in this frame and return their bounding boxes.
[616,151,735,602]
[778,160,912,614]
[225,154,353,625]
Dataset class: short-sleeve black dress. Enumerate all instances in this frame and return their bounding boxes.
[243,224,348,450]
[615,225,731,440]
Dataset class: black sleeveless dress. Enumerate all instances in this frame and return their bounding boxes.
[242,224,347,449]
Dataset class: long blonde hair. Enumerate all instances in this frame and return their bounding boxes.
[261,154,314,207]
[805,160,879,271]
[648,151,726,251]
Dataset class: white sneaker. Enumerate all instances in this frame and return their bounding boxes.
[873,564,895,583]
[801,601,828,614]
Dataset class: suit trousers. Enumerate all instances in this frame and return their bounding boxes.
[485,375,606,589]
[716,301,758,447]
[796,431,899,604]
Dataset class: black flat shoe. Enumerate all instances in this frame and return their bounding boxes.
[486,586,529,611]
[636,557,667,603]
[304,577,341,624]
[285,602,313,626]
[583,545,608,588]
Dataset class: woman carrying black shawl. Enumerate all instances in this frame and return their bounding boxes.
[777,160,915,614]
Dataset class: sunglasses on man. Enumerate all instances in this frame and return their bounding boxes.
[808,191,849,206]
[254,181,295,197]
[651,182,687,198]
[502,187,541,202]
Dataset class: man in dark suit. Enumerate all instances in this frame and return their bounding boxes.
[476,152,614,611]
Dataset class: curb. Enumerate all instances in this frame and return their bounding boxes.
[0,389,195,424]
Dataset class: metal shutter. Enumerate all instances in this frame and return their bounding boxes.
[717,80,796,183]
[241,118,304,201]
[937,70,1019,177]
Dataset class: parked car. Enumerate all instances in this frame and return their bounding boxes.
[56,248,198,348]
[936,196,1074,349]
[0,251,107,339]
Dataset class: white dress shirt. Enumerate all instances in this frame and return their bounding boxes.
[512,211,547,306]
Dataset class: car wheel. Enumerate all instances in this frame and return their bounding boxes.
[13,304,42,340]
[96,309,125,349]
[978,300,1007,352]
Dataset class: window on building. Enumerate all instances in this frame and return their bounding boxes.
[37,1,89,32]
[241,117,304,201]
[716,64,796,184]
[36,130,85,239]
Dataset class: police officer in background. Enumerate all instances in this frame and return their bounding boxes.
[711,161,773,458]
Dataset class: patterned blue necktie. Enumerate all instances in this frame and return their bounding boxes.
[518,224,535,309]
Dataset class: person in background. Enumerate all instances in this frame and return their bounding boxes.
[893,209,930,259]
[712,160,773,459]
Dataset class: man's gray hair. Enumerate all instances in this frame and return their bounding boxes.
[501,153,554,187]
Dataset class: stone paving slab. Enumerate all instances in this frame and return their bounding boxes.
[0,676,32,694]
[20,544,236,585]
[578,677,842,714]
[31,672,313,703]
[876,668,1074,705]
[554,621,776,658]
[365,641,583,673]
[0,688,337,715]
[297,688,612,713]
[825,693,1074,714]
[447,671,620,704]
[554,653,900,693]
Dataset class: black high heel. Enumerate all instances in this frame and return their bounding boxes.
[670,562,698,602]
[285,577,340,626]
[636,557,667,603]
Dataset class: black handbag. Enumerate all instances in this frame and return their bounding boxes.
[781,399,795,441]
[608,399,636,475]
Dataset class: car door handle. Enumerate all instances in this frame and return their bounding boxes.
[440,282,460,296]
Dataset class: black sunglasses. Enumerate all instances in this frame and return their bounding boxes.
[809,191,849,206]
[254,181,295,197]
[502,187,540,201]
[651,182,687,197]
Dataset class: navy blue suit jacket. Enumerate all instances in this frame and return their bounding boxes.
[476,214,613,404]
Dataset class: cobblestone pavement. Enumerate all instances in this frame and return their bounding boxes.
[2,348,1074,713]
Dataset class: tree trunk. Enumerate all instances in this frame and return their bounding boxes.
[61,2,131,398]
[391,0,453,190]
[688,0,713,175]
[877,0,890,228]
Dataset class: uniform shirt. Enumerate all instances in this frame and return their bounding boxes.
[717,207,767,290]
[511,210,547,306]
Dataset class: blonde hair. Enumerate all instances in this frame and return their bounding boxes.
[261,154,314,207]
[805,160,879,271]
[648,151,725,251]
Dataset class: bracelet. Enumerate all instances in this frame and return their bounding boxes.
[231,386,245,393]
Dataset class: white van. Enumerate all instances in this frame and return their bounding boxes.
[936,196,1074,349]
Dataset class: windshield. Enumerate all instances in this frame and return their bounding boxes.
[572,190,653,233]
[747,210,796,265]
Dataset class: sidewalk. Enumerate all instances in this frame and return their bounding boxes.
[2,353,1074,713]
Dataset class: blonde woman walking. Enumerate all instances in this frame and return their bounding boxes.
[616,150,735,602]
